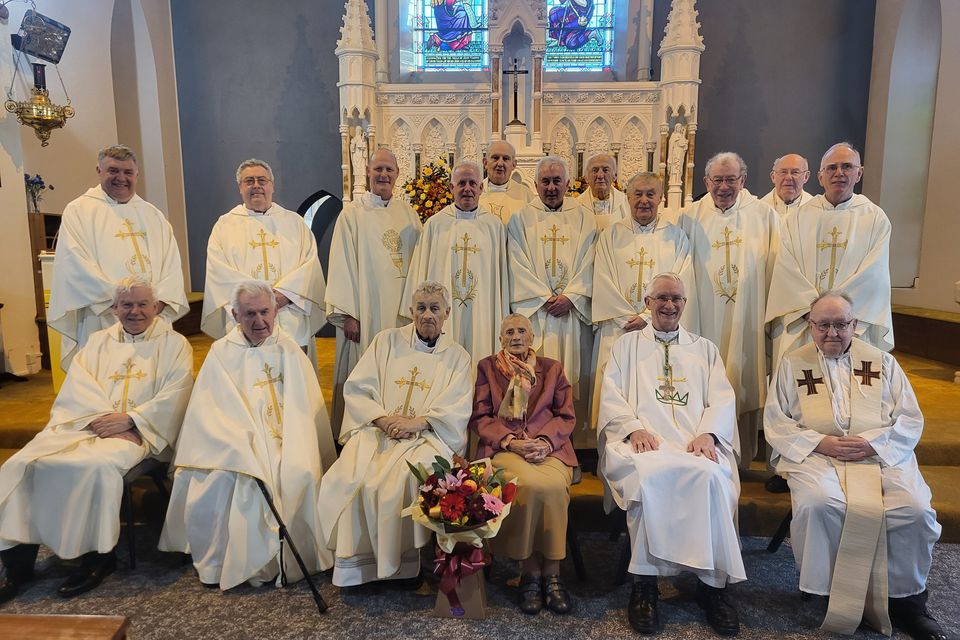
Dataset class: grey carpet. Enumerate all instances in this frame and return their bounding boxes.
[1,534,956,639]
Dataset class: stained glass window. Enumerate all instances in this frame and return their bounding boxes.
[544,0,615,72]
[408,0,489,72]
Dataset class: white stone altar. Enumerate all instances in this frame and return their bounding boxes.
[336,0,705,217]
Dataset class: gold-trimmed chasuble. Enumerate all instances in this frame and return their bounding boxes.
[817,226,848,290]
[249,229,280,283]
[711,225,742,302]
[253,363,284,440]
[451,232,480,306]
[540,224,569,278]
[626,248,655,303]
[109,358,147,411]
[393,366,432,417]
[115,219,149,274]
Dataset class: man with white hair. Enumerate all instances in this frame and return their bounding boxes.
[766,142,893,371]
[765,291,943,639]
[326,147,423,439]
[317,281,473,587]
[761,153,813,217]
[679,151,780,467]
[0,278,193,602]
[161,280,336,590]
[578,152,629,231]
[600,272,745,637]
[507,156,597,447]
[201,158,327,364]
[48,144,188,370]
[402,160,509,364]
[479,140,534,224]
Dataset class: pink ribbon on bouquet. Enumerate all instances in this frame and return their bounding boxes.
[433,544,489,617]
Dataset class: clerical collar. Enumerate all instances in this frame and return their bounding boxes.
[653,329,680,344]
[544,202,564,213]
[363,192,391,208]
[454,206,478,219]
[414,331,439,352]
[632,216,659,234]
[486,181,509,193]
[817,345,853,361]
[245,206,271,216]
[122,329,146,343]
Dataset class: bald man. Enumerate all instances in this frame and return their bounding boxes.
[479,140,534,224]
[761,153,813,217]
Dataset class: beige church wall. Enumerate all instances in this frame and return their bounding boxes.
[885,0,960,313]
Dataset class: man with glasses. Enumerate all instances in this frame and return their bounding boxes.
[600,272,745,637]
[201,158,327,365]
[761,153,813,217]
[766,143,893,372]
[679,152,780,468]
[764,291,944,640]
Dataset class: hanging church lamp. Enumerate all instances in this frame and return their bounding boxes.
[4,8,74,147]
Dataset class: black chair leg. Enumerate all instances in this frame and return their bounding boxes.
[767,510,793,553]
[616,531,632,585]
[122,483,136,570]
[566,519,586,582]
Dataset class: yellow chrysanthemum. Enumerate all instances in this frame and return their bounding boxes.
[423,167,433,176]
[425,200,433,208]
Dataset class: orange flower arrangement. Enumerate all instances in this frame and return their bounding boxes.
[403,157,454,223]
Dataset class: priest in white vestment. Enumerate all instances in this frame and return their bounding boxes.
[577,152,630,232]
[508,156,596,447]
[679,152,780,467]
[479,140,534,224]
[325,148,423,439]
[401,161,509,365]
[201,159,326,363]
[317,282,474,587]
[160,281,336,590]
[764,291,944,639]
[591,172,692,429]
[599,273,744,637]
[760,153,813,217]
[766,143,894,373]
[0,279,192,603]
[48,144,188,370]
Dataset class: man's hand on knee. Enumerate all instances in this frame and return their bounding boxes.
[628,429,659,454]
[687,433,718,463]
[89,413,136,438]
[108,430,143,446]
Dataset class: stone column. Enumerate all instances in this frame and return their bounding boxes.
[340,124,352,201]
[575,142,586,179]
[684,124,697,207]
[374,0,388,83]
[367,124,377,156]
[645,141,658,172]
[491,48,502,137]
[531,46,544,151]
[658,124,669,206]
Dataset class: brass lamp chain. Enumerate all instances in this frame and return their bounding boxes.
[52,58,71,105]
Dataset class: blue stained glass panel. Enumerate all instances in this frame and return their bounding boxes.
[544,0,614,72]
[409,0,489,72]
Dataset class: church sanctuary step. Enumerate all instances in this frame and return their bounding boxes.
[171,291,204,337]
[892,305,960,367]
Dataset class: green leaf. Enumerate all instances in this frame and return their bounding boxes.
[406,460,428,484]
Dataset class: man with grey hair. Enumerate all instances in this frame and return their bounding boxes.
[49,144,188,370]
[162,280,336,590]
[402,160,509,365]
[317,281,473,587]
[764,291,943,639]
[679,151,780,468]
[578,152,629,231]
[0,278,193,603]
[508,155,597,447]
[479,140,534,223]
[766,142,893,373]
[761,153,813,217]
[326,147,423,439]
[599,272,745,636]
[201,158,327,365]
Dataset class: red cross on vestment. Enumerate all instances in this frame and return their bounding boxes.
[854,360,881,386]
[797,369,825,395]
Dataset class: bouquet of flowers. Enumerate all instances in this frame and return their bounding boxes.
[566,175,624,196]
[402,158,453,223]
[24,173,54,213]
[402,455,517,618]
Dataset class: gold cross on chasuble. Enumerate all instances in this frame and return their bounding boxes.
[817,226,848,290]
[626,248,655,303]
[540,224,569,278]
[451,232,480,306]
[655,342,688,406]
[393,366,432,417]
[109,358,147,411]
[451,233,480,287]
[711,225,742,302]
[253,363,284,439]
[115,219,149,273]
[249,229,280,283]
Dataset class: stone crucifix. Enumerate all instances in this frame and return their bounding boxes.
[115,219,148,273]
[109,357,146,412]
[452,233,480,287]
[817,226,848,289]
[711,226,743,285]
[541,224,570,278]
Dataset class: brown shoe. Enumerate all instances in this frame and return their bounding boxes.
[543,574,572,615]
[518,573,543,614]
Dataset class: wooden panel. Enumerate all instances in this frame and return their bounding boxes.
[0,614,129,639]
[892,312,960,366]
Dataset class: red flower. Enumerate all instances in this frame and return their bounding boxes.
[501,482,517,504]
[440,493,466,521]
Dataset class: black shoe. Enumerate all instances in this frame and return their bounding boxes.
[0,577,24,605]
[393,571,423,591]
[542,574,572,615]
[889,591,948,640]
[57,552,116,598]
[0,544,39,605]
[696,581,740,637]
[518,573,543,615]
[627,576,660,635]
[764,475,790,493]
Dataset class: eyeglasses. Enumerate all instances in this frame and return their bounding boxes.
[707,176,742,186]
[809,319,854,332]
[774,169,808,177]
[240,177,272,187]
[819,163,861,174]
[649,295,686,304]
